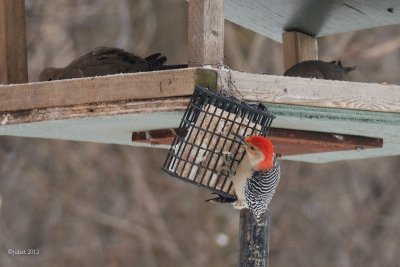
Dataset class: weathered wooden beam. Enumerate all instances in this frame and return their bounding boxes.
[2,69,400,114]
[217,70,400,113]
[0,68,216,112]
[0,0,28,84]
[130,128,383,156]
[188,0,224,66]
[282,31,318,71]
[239,209,270,267]
[1,97,190,125]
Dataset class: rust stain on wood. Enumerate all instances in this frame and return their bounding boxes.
[268,128,383,156]
[132,128,383,156]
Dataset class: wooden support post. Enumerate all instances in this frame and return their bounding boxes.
[282,31,318,71]
[239,209,271,267]
[0,0,28,84]
[188,0,224,67]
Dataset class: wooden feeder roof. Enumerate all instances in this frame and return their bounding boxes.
[225,0,400,42]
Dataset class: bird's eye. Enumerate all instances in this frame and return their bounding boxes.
[250,146,256,151]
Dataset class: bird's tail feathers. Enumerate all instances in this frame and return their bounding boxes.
[205,193,236,203]
[144,53,188,70]
[145,53,167,68]
[157,64,188,70]
[253,211,269,226]
[335,60,357,74]
[342,65,358,74]
[145,53,163,61]
[254,214,264,225]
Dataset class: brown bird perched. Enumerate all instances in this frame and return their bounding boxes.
[39,47,187,81]
[283,60,357,80]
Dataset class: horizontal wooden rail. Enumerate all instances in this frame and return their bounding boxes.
[1,68,400,113]
[0,68,216,112]
[218,70,400,113]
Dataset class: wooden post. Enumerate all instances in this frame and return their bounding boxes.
[239,209,271,267]
[282,31,318,71]
[188,0,224,67]
[0,0,28,84]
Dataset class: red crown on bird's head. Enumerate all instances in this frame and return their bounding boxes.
[244,136,275,170]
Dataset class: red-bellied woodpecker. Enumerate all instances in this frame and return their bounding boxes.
[284,60,357,80]
[208,135,281,224]
[39,47,187,81]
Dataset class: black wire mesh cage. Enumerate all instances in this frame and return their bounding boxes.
[162,86,275,199]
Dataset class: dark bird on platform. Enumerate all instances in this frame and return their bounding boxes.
[39,47,187,81]
[283,60,357,80]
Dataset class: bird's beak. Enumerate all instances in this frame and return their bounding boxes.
[234,134,247,145]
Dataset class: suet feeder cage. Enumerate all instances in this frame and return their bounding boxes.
[162,86,275,198]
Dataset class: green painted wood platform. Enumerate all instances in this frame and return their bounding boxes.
[1,68,399,163]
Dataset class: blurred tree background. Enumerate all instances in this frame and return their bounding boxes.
[1,0,400,266]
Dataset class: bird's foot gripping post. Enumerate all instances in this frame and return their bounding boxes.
[240,209,271,267]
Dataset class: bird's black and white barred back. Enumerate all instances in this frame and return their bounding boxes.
[245,154,281,223]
